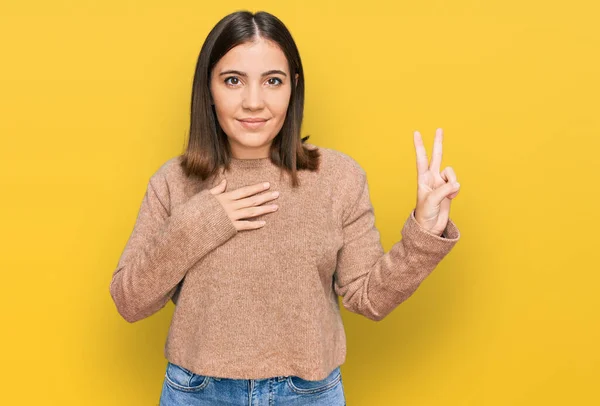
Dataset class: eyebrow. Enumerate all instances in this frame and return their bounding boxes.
[218,69,288,77]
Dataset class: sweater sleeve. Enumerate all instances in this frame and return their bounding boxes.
[333,169,460,322]
[109,174,238,323]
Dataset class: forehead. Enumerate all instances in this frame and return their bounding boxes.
[215,38,289,74]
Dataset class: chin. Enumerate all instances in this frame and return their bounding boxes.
[232,133,276,147]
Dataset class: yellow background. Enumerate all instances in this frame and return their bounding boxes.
[1,0,598,404]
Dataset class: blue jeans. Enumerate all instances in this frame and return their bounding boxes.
[159,361,346,405]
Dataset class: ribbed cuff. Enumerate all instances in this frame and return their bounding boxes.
[401,209,460,259]
[170,189,238,252]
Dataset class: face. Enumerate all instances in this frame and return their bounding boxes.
[210,36,299,159]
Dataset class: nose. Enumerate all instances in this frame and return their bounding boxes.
[241,82,265,110]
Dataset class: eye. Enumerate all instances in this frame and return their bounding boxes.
[224,76,240,87]
[267,77,283,86]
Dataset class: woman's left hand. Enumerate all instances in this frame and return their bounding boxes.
[413,128,461,237]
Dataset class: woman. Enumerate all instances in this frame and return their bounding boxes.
[109,10,461,406]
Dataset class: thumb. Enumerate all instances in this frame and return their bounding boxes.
[209,178,226,195]
[432,181,460,204]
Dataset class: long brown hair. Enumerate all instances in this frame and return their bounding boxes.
[180,10,320,187]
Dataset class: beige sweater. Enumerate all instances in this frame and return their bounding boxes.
[109,145,460,380]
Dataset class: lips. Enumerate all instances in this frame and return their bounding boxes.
[237,118,269,130]
[238,118,268,123]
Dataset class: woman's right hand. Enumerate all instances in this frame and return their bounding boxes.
[209,179,279,231]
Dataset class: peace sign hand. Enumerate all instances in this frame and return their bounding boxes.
[413,128,461,237]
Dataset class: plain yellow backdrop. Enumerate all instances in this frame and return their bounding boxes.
[1,0,598,404]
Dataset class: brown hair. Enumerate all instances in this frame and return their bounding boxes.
[180,10,320,187]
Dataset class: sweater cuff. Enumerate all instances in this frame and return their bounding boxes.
[401,209,460,259]
[170,189,238,250]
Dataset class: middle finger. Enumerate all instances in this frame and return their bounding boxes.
[430,128,443,174]
[231,190,280,211]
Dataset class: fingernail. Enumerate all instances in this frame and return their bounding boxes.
[264,182,270,188]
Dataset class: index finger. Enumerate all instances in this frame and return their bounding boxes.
[413,131,429,177]
[227,181,271,200]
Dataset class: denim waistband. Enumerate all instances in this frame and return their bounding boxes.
[212,376,288,382]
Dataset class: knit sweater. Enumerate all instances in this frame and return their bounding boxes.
[109,144,461,381]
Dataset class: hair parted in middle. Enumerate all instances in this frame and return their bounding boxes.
[180,10,321,188]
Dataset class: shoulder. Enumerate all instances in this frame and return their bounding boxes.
[311,145,366,182]
[151,155,185,179]
[145,156,188,210]
[146,156,184,186]
[308,145,368,217]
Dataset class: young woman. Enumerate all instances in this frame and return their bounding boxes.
[109,10,461,406]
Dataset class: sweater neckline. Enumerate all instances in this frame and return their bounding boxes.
[229,156,272,169]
